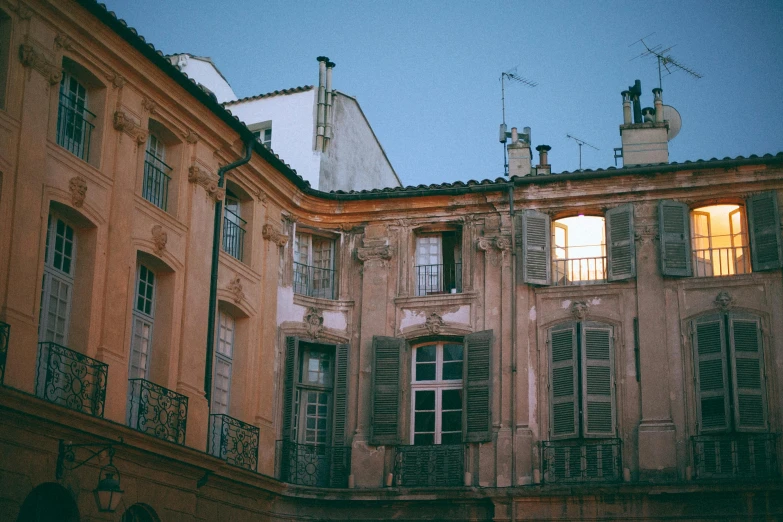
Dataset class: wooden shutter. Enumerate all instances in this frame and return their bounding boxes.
[463,330,493,442]
[692,315,730,433]
[522,209,551,285]
[370,336,404,445]
[728,313,767,432]
[549,322,578,440]
[658,200,692,276]
[582,322,615,438]
[606,204,636,281]
[281,336,299,441]
[330,343,351,486]
[747,191,783,271]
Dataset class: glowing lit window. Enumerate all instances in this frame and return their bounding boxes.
[552,216,606,285]
[691,204,750,277]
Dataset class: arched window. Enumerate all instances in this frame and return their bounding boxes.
[121,504,160,522]
[142,131,171,210]
[57,71,94,161]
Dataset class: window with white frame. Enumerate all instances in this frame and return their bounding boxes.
[129,264,155,380]
[414,231,462,296]
[252,126,272,148]
[293,345,334,445]
[212,310,235,415]
[410,342,464,445]
[293,232,335,299]
[39,214,76,345]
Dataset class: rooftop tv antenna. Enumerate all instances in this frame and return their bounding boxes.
[630,33,702,90]
[566,134,599,170]
[500,69,537,176]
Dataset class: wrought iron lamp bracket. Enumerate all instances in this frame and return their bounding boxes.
[56,437,123,479]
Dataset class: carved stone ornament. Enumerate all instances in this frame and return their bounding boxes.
[54,33,74,51]
[142,97,158,114]
[356,245,393,264]
[18,44,62,85]
[304,307,324,339]
[188,165,224,202]
[571,300,589,320]
[425,312,445,335]
[228,276,244,304]
[262,224,288,246]
[151,225,167,256]
[182,129,199,144]
[68,176,87,207]
[477,235,510,268]
[715,291,734,311]
[250,187,267,203]
[104,70,126,89]
[8,1,33,20]
[113,111,147,143]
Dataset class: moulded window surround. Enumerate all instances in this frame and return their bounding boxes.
[414,230,462,296]
[410,342,464,445]
[293,231,336,299]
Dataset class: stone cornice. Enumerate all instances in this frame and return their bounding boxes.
[18,43,62,84]
[262,224,288,246]
[188,165,224,202]
[113,110,147,143]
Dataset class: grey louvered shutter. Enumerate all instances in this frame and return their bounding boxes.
[582,322,615,438]
[330,343,351,486]
[692,315,730,433]
[464,330,493,442]
[658,200,692,277]
[370,336,404,445]
[606,204,636,281]
[281,337,299,441]
[747,191,783,271]
[522,209,551,285]
[728,313,768,432]
[549,322,578,440]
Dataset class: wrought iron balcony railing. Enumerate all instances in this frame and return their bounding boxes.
[692,433,778,480]
[692,246,751,277]
[277,440,351,488]
[393,444,465,487]
[223,209,247,261]
[56,92,95,161]
[293,262,336,300]
[209,414,259,470]
[0,321,8,385]
[414,263,463,296]
[542,439,622,484]
[552,256,607,286]
[35,342,107,417]
[142,152,172,211]
[127,378,188,445]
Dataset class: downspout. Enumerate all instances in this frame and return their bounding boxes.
[205,140,254,405]
[508,181,517,496]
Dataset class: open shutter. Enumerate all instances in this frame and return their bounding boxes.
[522,209,551,285]
[658,200,692,277]
[728,313,767,432]
[606,204,636,281]
[463,330,493,442]
[370,336,404,445]
[582,322,615,438]
[549,322,578,440]
[692,315,730,433]
[330,343,351,486]
[281,336,299,441]
[747,191,783,271]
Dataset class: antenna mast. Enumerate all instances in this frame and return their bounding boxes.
[566,134,599,170]
[630,33,702,90]
[500,70,537,176]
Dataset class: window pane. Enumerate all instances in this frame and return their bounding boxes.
[441,411,462,432]
[414,390,435,410]
[416,345,436,362]
[415,363,436,381]
[414,411,435,432]
[441,433,461,445]
[443,344,463,361]
[414,433,434,445]
[442,361,463,380]
[441,389,463,410]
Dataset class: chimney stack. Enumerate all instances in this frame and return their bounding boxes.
[316,56,329,151]
[621,90,632,125]
[535,145,551,176]
[619,83,669,166]
[324,61,335,144]
[507,127,532,177]
[653,88,664,123]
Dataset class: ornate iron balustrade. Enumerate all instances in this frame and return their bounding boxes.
[56,92,95,161]
[692,433,778,480]
[0,321,8,385]
[209,414,259,470]
[552,256,607,286]
[142,152,172,211]
[223,209,247,261]
[692,246,751,277]
[35,342,107,417]
[414,263,463,296]
[393,444,465,487]
[276,440,351,488]
[293,262,336,300]
[542,439,622,483]
[127,378,188,445]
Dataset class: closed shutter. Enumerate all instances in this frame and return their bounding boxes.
[464,330,493,442]
[728,313,767,432]
[549,322,578,440]
[281,337,299,441]
[370,336,404,445]
[331,343,351,486]
[582,322,615,438]
[522,209,551,285]
[747,191,783,271]
[658,200,692,276]
[692,315,730,433]
[606,204,636,281]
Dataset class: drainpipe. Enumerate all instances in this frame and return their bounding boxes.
[324,60,335,145]
[316,56,328,151]
[508,181,517,490]
[205,140,254,405]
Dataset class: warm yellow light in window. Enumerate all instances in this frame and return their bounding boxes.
[553,216,606,259]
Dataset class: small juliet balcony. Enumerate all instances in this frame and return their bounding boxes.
[209,414,259,470]
[276,440,351,488]
[0,321,9,384]
[552,256,607,286]
[393,444,465,487]
[414,263,463,296]
[542,439,622,484]
[142,152,172,211]
[293,262,336,300]
[222,209,247,261]
[57,92,95,161]
[35,342,107,418]
[692,246,751,278]
[692,433,778,480]
[127,378,188,445]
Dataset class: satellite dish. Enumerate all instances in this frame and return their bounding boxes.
[663,104,682,141]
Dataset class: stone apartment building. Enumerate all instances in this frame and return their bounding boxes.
[0,1,781,520]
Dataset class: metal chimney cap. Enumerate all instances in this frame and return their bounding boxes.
[326,61,336,68]
[535,144,552,152]
[652,87,662,95]
[317,56,330,62]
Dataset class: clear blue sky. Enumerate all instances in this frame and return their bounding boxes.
[103,0,783,187]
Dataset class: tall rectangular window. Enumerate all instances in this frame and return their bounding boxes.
[39,215,76,345]
[414,231,461,296]
[293,232,335,299]
[212,310,235,415]
[57,72,94,161]
[129,264,155,380]
[143,133,171,211]
[410,343,463,445]
[222,191,246,261]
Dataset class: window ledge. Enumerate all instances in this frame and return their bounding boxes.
[293,293,354,312]
[394,291,478,308]
[47,141,110,185]
[219,250,261,284]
